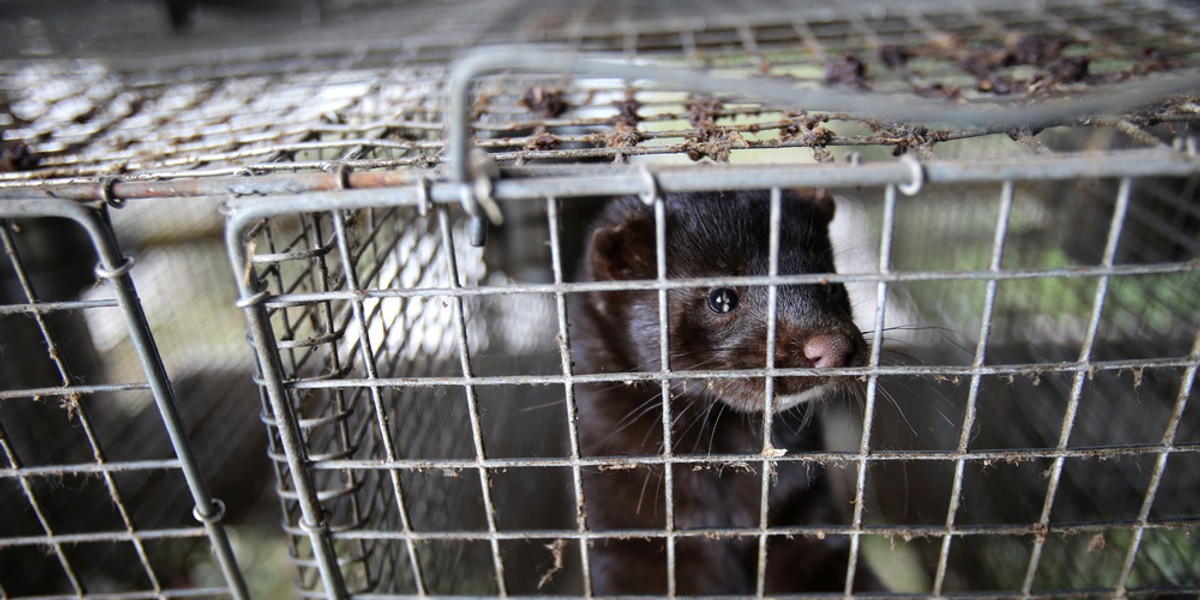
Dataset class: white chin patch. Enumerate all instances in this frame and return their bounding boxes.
[772,385,831,413]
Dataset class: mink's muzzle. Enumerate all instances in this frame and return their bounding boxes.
[668,296,868,413]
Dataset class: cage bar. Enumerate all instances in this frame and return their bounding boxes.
[752,187,785,597]
[545,196,594,594]
[931,180,1015,595]
[651,180,678,597]
[0,200,249,599]
[435,206,509,595]
[1021,178,1133,594]
[844,183,898,594]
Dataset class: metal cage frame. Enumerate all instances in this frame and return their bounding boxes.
[225,145,1200,599]
[0,198,249,599]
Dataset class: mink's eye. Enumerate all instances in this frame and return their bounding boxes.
[706,287,739,314]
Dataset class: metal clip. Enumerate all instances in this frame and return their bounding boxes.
[193,498,227,524]
[638,167,661,205]
[99,176,125,208]
[94,256,135,280]
[333,163,352,190]
[898,154,925,196]
[1172,136,1198,157]
[415,176,433,217]
[461,148,505,247]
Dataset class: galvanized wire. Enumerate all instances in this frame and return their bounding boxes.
[545,196,593,594]
[435,206,509,595]
[0,201,248,598]
[1021,178,1133,595]
[844,183,896,594]
[225,149,1199,597]
[2,0,1200,201]
[1113,326,1200,596]
[931,179,1015,595]
[752,186,784,596]
[650,179,678,597]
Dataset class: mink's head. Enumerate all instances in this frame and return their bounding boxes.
[580,189,867,414]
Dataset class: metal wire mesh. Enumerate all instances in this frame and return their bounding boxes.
[1,0,1198,597]
[2,0,1199,196]
[0,200,248,598]
[225,160,1199,597]
[236,205,563,595]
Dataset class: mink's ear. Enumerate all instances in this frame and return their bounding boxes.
[589,217,656,281]
[807,187,836,223]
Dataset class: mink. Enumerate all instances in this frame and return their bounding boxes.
[571,190,882,595]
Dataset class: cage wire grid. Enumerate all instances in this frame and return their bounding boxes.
[0,199,249,598]
[224,155,1200,599]
[0,0,1199,598]
[2,0,1200,194]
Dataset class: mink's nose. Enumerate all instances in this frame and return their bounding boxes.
[801,334,854,369]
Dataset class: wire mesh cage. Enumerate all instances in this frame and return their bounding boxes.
[0,199,248,597]
[2,0,1199,598]
[222,165,1200,598]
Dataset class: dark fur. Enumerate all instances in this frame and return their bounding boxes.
[572,190,880,594]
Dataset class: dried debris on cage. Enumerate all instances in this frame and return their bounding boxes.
[882,32,1185,97]
[678,96,748,162]
[520,85,571,118]
[824,51,871,91]
[0,139,38,172]
[0,6,1196,190]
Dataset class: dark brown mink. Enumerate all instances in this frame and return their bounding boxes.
[571,190,882,595]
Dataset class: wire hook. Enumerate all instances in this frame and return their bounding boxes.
[898,154,925,196]
[462,148,505,247]
[94,255,135,280]
[415,176,433,217]
[333,163,352,190]
[638,167,661,205]
[99,176,125,208]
